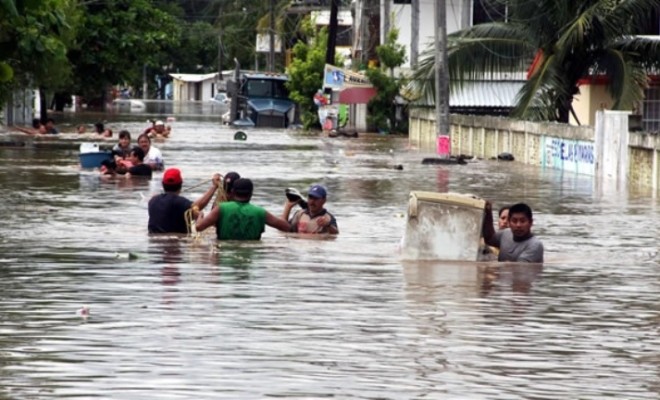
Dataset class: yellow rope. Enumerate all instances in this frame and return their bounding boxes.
[184,207,198,237]
[183,173,229,239]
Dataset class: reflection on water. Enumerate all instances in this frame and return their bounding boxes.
[0,111,659,399]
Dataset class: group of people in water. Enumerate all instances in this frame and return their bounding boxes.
[100,130,165,179]
[142,163,540,265]
[147,169,338,240]
[14,115,540,260]
[14,117,172,141]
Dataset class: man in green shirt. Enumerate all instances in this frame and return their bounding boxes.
[196,178,291,240]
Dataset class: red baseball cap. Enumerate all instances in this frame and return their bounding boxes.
[162,168,182,185]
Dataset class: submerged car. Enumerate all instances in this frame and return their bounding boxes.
[211,92,229,104]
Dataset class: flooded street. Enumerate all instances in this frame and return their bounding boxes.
[1,112,659,399]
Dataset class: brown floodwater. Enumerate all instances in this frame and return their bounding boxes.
[0,109,659,399]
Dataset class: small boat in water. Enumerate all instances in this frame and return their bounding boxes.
[79,143,112,169]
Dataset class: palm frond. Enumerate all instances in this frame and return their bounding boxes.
[511,53,570,120]
[0,0,18,17]
[610,35,660,69]
[596,48,649,110]
[555,1,606,54]
[407,22,534,105]
[607,0,660,35]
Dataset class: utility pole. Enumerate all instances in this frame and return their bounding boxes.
[268,0,275,71]
[218,4,224,81]
[383,0,390,39]
[142,64,148,100]
[434,0,450,157]
[411,0,419,67]
[326,0,339,65]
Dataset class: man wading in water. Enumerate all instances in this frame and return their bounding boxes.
[282,184,338,235]
[196,178,291,240]
[482,202,544,263]
[148,168,219,234]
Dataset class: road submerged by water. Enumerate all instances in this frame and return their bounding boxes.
[0,116,659,399]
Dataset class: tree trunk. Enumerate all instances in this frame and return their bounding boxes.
[39,88,48,122]
[326,0,339,65]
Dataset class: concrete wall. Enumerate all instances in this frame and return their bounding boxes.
[2,89,34,126]
[570,83,614,127]
[409,108,660,194]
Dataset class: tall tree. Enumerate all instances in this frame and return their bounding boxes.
[0,0,78,109]
[286,24,329,129]
[409,0,660,123]
[67,0,181,102]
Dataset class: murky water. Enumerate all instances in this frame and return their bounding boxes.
[1,110,659,399]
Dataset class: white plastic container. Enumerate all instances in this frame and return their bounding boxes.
[401,191,486,261]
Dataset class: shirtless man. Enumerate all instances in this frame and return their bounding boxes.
[145,120,171,138]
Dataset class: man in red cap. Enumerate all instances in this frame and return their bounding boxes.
[148,168,220,234]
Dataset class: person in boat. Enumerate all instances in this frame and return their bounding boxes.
[196,178,291,240]
[482,201,543,263]
[145,120,171,138]
[282,184,338,235]
[137,133,164,171]
[148,168,220,234]
[211,171,240,209]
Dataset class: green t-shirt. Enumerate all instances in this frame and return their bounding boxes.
[216,201,267,240]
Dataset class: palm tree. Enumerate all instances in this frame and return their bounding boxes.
[408,0,660,123]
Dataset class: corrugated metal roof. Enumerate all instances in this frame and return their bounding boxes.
[169,72,219,83]
[450,81,525,108]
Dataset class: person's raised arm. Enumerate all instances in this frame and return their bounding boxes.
[13,126,37,135]
[281,200,298,221]
[482,200,497,247]
[192,173,221,211]
[196,205,219,232]
[266,211,291,232]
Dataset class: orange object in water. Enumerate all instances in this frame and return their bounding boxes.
[323,118,334,131]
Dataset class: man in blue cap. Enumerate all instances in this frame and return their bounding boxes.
[282,184,338,234]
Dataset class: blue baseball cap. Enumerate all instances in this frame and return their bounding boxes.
[308,184,327,199]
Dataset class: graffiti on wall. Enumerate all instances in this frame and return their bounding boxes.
[543,137,596,175]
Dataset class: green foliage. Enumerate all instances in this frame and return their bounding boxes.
[0,0,78,108]
[159,21,218,74]
[213,0,291,72]
[68,0,182,99]
[409,0,660,123]
[286,24,329,130]
[366,28,407,132]
[377,28,406,76]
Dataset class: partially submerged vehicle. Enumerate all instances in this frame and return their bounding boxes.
[226,64,296,128]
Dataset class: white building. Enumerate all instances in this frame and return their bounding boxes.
[170,73,223,101]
